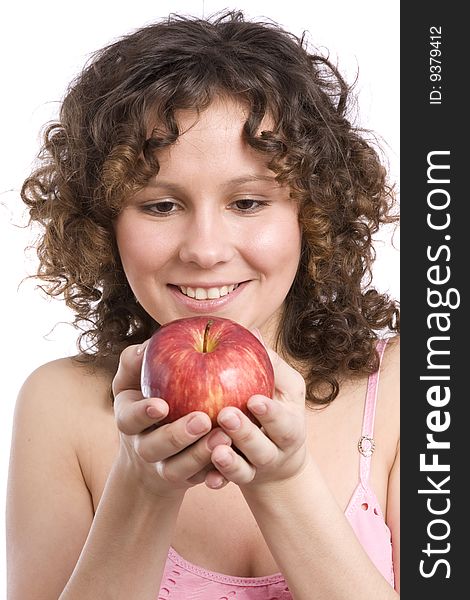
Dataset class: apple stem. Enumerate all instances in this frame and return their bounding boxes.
[203,320,214,353]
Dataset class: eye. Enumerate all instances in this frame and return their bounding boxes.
[231,198,269,212]
[143,201,180,215]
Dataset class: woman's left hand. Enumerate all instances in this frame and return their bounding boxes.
[207,348,309,489]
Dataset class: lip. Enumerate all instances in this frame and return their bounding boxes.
[172,282,241,289]
[168,281,248,313]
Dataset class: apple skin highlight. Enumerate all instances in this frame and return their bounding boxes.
[141,316,275,426]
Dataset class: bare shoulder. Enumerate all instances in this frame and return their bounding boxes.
[380,335,400,407]
[18,355,115,408]
[20,355,114,396]
[382,334,400,372]
[376,335,400,464]
[10,355,119,519]
[8,357,118,598]
[14,356,116,450]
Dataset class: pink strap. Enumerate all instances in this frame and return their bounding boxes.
[358,338,389,486]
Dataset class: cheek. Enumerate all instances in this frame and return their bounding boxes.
[247,218,301,273]
[115,219,174,275]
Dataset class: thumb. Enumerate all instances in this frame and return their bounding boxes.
[112,339,150,398]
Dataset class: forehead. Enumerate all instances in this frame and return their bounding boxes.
[148,95,275,146]
[152,97,275,175]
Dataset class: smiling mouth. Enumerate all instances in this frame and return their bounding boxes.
[177,284,240,300]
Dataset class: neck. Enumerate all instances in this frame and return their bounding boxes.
[258,311,282,351]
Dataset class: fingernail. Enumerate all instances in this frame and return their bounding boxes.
[219,411,241,430]
[155,460,166,479]
[136,340,150,355]
[187,415,209,435]
[250,400,267,415]
[207,430,231,451]
[211,476,226,489]
[214,450,232,468]
[146,405,161,419]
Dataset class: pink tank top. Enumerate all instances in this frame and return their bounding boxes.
[157,339,394,598]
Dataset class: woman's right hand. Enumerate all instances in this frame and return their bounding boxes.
[112,341,232,498]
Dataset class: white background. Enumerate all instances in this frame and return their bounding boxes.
[0,0,399,592]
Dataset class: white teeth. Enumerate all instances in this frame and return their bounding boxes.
[178,283,238,300]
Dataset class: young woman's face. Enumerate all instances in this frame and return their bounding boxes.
[114,97,301,341]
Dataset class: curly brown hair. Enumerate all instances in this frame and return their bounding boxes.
[21,10,399,404]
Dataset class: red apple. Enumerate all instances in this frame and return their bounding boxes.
[141,316,274,426]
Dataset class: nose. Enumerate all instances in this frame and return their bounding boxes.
[178,209,235,268]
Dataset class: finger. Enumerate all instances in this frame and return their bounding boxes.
[210,444,256,485]
[247,395,304,452]
[133,411,212,463]
[114,392,169,436]
[266,348,306,404]
[204,469,229,490]
[112,340,150,398]
[185,466,228,490]
[160,428,232,483]
[217,407,278,468]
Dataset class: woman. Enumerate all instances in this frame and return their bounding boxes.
[6,11,400,599]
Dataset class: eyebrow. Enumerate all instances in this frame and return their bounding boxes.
[146,174,278,191]
[223,175,277,186]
